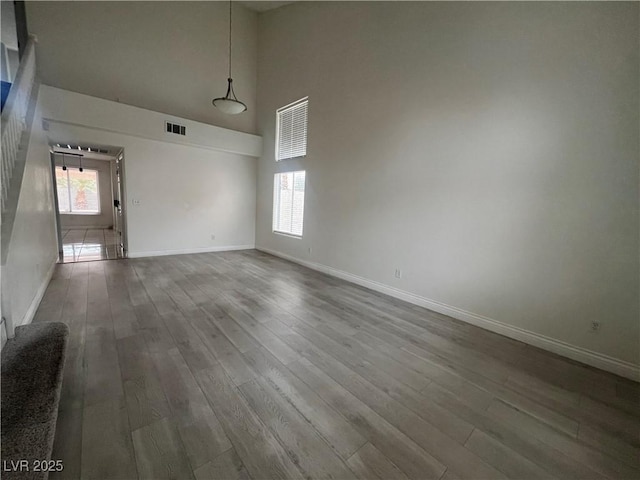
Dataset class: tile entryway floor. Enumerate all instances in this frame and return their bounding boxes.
[61,228,120,263]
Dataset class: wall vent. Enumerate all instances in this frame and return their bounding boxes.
[166,121,186,136]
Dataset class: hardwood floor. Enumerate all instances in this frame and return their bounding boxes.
[33,250,639,480]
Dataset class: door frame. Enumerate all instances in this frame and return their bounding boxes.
[49,146,128,261]
[49,151,63,261]
[112,150,128,258]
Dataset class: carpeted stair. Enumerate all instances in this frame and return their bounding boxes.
[1,322,69,480]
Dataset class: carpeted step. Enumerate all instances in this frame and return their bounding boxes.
[1,322,69,480]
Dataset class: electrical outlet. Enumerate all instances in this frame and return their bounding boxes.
[591,321,601,332]
[308,247,312,254]
[211,234,216,240]
[394,268,402,279]
[132,198,141,206]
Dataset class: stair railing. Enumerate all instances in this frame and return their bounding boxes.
[1,36,36,212]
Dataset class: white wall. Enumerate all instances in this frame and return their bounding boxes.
[1,0,18,50]
[26,1,258,134]
[3,84,59,331]
[41,86,261,157]
[40,85,258,257]
[1,0,19,82]
[55,157,115,229]
[255,2,640,376]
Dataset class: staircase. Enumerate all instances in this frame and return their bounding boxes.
[1,36,36,210]
[1,36,39,343]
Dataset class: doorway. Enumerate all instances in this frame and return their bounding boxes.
[50,143,127,263]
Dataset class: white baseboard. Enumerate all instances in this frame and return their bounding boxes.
[19,258,57,328]
[1,320,7,350]
[258,247,639,382]
[128,244,255,259]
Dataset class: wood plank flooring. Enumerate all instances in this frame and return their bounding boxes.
[33,250,640,480]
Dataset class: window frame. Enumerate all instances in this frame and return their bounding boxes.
[272,170,306,238]
[55,166,101,215]
[275,97,309,162]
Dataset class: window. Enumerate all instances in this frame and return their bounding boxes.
[273,171,306,237]
[276,97,308,161]
[55,166,100,214]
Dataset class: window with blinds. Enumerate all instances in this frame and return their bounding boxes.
[276,97,308,161]
[273,171,306,237]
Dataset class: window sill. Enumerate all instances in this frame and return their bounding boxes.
[276,155,306,162]
[273,231,302,239]
[60,212,102,216]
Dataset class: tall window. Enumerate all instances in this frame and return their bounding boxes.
[55,167,100,214]
[276,97,308,161]
[273,171,306,237]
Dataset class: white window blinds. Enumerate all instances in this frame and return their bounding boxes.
[273,171,306,237]
[276,98,308,161]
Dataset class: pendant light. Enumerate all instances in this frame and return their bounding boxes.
[61,153,67,171]
[78,154,83,173]
[212,0,247,115]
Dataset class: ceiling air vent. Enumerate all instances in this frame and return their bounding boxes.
[166,121,186,136]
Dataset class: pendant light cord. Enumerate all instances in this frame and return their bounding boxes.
[213,0,246,113]
[228,0,232,79]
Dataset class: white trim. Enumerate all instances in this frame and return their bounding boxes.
[257,247,640,382]
[17,258,57,328]
[60,213,102,216]
[273,170,306,236]
[128,244,255,259]
[273,231,303,240]
[56,166,101,215]
[1,320,7,351]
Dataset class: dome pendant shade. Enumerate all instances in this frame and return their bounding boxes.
[213,78,247,115]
